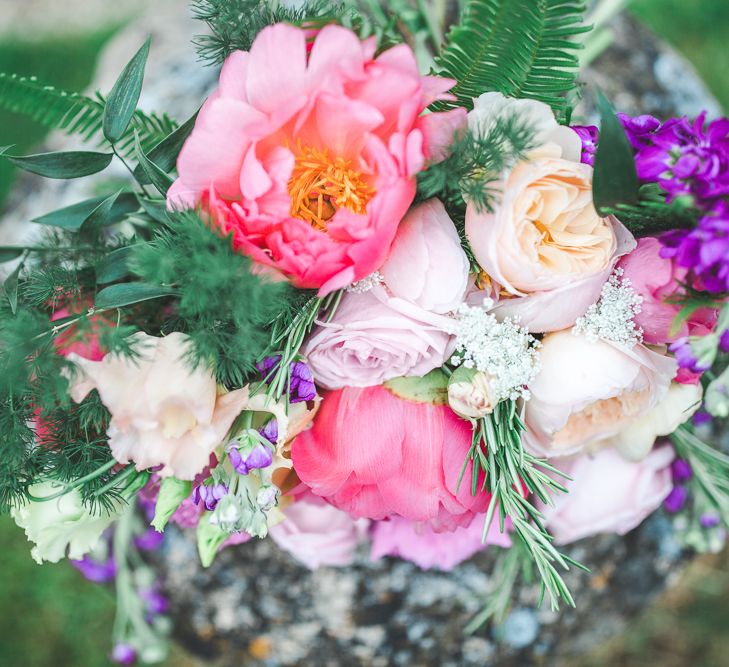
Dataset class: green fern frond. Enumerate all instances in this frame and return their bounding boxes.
[0,72,177,156]
[433,0,590,118]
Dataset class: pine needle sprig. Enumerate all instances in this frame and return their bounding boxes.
[464,401,582,615]
[0,73,176,156]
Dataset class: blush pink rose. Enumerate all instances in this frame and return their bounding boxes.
[269,494,369,570]
[302,285,455,390]
[379,198,469,313]
[536,446,674,544]
[370,514,511,571]
[618,236,717,345]
[524,330,677,458]
[169,24,464,295]
[291,385,491,529]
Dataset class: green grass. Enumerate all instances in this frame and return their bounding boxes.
[631,0,729,111]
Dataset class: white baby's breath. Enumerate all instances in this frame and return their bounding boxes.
[345,271,384,294]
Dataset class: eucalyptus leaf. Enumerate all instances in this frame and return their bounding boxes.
[94,282,175,310]
[33,192,139,230]
[103,38,151,143]
[593,91,639,213]
[133,109,198,184]
[4,150,113,178]
[134,131,173,195]
[96,246,135,285]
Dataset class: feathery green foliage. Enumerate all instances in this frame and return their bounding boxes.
[130,210,304,387]
[433,0,589,118]
[0,73,177,156]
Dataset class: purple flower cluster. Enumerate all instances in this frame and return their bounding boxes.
[228,441,273,475]
[571,124,599,166]
[71,553,117,583]
[664,457,693,513]
[193,482,228,510]
[619,112,729,294]
[256,355,317,403]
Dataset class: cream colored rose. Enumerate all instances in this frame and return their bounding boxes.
[11,482,123,563]
[67,332,251,480]
[447,366,497,419]
[524,330,677,458]
[465,92,636,333]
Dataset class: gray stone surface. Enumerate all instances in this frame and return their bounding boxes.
[0,4,722,665]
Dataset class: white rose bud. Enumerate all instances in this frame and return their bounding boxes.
[447,366,497,419]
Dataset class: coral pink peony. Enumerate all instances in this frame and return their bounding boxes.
[537,446,674,544]
[169,24,464,295]
[52,306,106,362]
[618,236,717,345]
[269,494,369,570]
[370,514,511,571]
[291,385,491,529]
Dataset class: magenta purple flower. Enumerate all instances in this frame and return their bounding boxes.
[71,554,117,583]
[256,355,317,403]
[193,482,228,511]
[111,643,136,666]
[228,441,273,475]
[571,125,598,166]
[663,485,689,513]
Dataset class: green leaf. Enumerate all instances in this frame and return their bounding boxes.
[433,0,589,118]
[137,196,169,224]
[4,149,113,178]
[3,259,23,314]
[383,369,449,405]
[134,131,174,195]
[80,190,124,237]
[103,38,151,143]
[197,512,229,568]
[592,91,639,213]
[133,109,199,184]
[0,72,178,157]
[0,247,24,263]
[32,192,139,230]
[151,477,192,532]
[96,246,135,284]
[94,282,175,310]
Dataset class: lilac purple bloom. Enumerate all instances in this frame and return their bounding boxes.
[692,410,713,426]
[228,442,273,475]
[140,585,169,616]
[193,482,228,511]
[670,458,693,484]
[571,125,599,166]
[256,355,317,403]
[700,512,721,529]
[111,643,136,666]
[669,337,712,373]
[260,418,278,445]
[663,486,689,513]
[71,554,117,583]
[133,527,165,552]
[720,328,729,353]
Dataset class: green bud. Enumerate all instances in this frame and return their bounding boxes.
[705,367,729,419]
[383,368,449,405]
[196,513,229,568]
[151,477,192,533]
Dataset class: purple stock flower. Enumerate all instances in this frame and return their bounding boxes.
[140,585,169,616]
[260,418,278,445]
[618,113,662,149]
[71,554,117,583]
[664,486,689,513]
[671,458,693,483]
[692,410,713,426]
[720,328,729,353]
[700,512,721,529]
[111,643,136,666]
[134,527,165,552]
[571,125,599,165]
[228,442,273,475]
[193,482,228,511]
[257,356,317,403]
[669,337,711,373]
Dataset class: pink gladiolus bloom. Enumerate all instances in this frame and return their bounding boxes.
[370,514,511,571]
[618,237,717,345]
[292,385,491,529]
[169,24,465,295]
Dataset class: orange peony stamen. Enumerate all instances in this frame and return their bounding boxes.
[287,142,374,230]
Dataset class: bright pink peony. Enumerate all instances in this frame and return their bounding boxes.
[291,385,491,529]
[169,24,464,295]
[370,514,511,571]
[618,237,717,345]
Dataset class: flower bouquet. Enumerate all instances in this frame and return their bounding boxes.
[1,0,728,662]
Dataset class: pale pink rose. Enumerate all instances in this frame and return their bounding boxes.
[302,285,455,390]
[524,330,677,458]
[537,446,674,544]
[618,236,718,345]
[370,514,511,571]
[292,385,491,529]
[269,494,369,569]
[465,146,636,332]
[169,24,465,295]
[468,92,582,162]
[67,333,250,480]
[379,198,469,313]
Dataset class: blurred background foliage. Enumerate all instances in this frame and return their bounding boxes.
[0,1,728,665]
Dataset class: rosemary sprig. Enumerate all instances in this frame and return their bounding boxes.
[464,400,585,620]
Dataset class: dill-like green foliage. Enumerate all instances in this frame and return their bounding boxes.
[130,210,303,387]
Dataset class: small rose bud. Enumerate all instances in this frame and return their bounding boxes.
[447,366,497,419]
